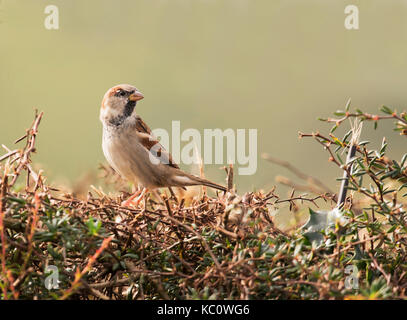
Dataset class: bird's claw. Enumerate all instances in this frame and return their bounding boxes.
[121,188,148,208]
[121,195,143,208]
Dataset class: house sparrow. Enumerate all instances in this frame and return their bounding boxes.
[100,84,226,206]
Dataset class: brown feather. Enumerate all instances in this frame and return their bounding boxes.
[134,116,180,170]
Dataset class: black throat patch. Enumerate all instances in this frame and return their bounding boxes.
[123,100,136,118]
[108,100,136,126]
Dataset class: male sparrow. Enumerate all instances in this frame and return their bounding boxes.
[100,84,226,206]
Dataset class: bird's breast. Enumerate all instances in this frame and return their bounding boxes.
[102,126,159,187]
[102,128,139,182]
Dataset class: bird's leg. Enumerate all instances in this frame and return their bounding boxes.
[121,188,148,208]
[135,188,148,207]
[121,189,142,207]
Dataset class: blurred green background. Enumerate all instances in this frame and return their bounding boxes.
[1,0,407,194]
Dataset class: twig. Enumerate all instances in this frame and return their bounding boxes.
[262,153,333,194]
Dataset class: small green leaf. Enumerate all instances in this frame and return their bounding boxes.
[380,105,393,115]
[401,154,407,167]
[345,98,351,112]
[86,217,102,236]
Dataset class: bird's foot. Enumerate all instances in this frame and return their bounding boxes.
[121,188,148,208]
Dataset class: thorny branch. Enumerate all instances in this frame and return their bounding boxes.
[0,108,406,299]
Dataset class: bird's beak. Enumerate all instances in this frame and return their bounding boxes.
[129,90,144,102]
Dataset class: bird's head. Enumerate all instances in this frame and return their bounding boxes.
[100,84,144,126]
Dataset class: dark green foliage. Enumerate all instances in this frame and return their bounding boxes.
[0,107,407,300]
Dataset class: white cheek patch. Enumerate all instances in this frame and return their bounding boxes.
[100,101,123,120]
[100,107,108,122]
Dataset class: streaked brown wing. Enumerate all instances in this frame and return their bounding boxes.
[134,115,180,170]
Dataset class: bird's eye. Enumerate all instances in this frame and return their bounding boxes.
[116,90,126,97]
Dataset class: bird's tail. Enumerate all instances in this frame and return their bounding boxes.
[172,172,227,192]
